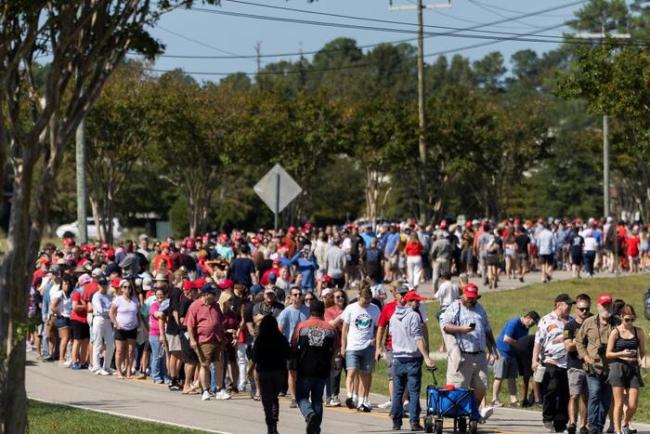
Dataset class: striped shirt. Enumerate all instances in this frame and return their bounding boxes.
[535,311,571,368]
[440,300,491,353]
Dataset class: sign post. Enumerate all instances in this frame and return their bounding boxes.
[254,164,302,230]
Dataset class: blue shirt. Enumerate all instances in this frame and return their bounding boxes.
[496,317,529,357]
[384,233,400,256]
[360,232,376,249]
[277,305,309,341]
[289,253,318,291]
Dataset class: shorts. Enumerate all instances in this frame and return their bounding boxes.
[198,342,223,366]
[28,316,42,334]
[494,356,519,380]
[55,316,71,329]
[540,254,554,265]
[571,254,583,266]
[166,333,182,352]
[224,344,237,363]
[70,320,90,340]
[114,328,138,341]
[640,242,649,252]
[180,332,199,364]
[608,362,644,389]
[331,277,345,289]
[345,345,375,372]
[568,368,588,396]
[447,351,488,391]
[486,254,499,266]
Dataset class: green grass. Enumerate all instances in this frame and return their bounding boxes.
[28,400,208,434]
[370,274,650,420]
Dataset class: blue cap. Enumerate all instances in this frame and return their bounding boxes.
[268,272,277,284]
[201,284,218,295]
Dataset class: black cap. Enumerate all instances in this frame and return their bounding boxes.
[554,294,575,305]
[526,311,541,324]
[396,284,409,295]
[310,299,325,317]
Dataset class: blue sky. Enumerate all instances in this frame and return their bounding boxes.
[141,0,587,81]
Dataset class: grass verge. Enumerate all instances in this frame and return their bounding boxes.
[371,274,650,420]
[28,400,208,434]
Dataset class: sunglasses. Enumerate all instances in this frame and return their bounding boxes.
[624,317,636,323]
[335,296,344,300]
[120,284,130,288]
[291,293,302,297]
[576,307,590,312]
[305,297,314,302]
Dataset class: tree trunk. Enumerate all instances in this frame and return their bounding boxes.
[0,145,38,434]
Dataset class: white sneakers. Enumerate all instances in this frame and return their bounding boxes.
[479,406,494,423]
[201,390,211,401]
[95,369,110,376]
[215,389,232,400]
[378,400,392,409]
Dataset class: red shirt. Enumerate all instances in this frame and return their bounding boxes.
[404,241,423,257]
[185,299,225,344]
[82,282,100,313]
[378,301,398,350]
[627,236,640,257]
[153,254,173,273]
[70,291,88,323]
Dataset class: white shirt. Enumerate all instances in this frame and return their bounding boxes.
[92,291,113,317]
[343,302,380,351]
[434,281,460,310]
[583,237,599,252]
[51,288,72,317]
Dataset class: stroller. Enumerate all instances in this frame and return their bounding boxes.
[423,367,481,434]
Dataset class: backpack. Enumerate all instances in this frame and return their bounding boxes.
[644,288,650,320]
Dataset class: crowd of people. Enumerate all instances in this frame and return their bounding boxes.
[26,217,649,434]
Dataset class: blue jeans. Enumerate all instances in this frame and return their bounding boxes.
[296,376,327,433]
[391,357,423,426]
[149,336,167,382]
[587,374,611,434]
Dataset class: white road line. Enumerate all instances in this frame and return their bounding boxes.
[30,397,234,434]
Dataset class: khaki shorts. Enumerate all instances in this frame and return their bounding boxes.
[166,333,182,352]
[447,350,488,391]
[567,368,588,396]
[198,342,223,366]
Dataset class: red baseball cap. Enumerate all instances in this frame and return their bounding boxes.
[403,291,426,303]
[322,274,332,283]
[439,220,447,229]
[182,281,196,291]
[111,277,121,288]
[288,226,297,234]
[463,283,480,299]
[597,294,613,306]
[217,279,234,290]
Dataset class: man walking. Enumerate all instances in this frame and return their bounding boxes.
[341,286,380,412]
[440,283,497,422]
[277,288,309,408]
[90,277,114,375]
[575,294,615,434]
[536,224,556,283]
[533,293,574,432]
[389,291,435,431]
[292,299,338,434]
[564,293,592,434]
[186,284,231,401]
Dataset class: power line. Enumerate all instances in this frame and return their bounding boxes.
[468,0,573,19]
[150,1,585,61]
[467,0,547,31]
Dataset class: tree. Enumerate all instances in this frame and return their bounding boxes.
[85,62,156,243]
[0,2,213,431]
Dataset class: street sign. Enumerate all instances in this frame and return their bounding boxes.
[254,164,302,229]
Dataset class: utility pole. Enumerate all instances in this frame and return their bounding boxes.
[390,0,451,224]
[255,41,262,73]
[76,118,88,244]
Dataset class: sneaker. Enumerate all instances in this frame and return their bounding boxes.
[153,379,164,384]
[80,363,89,370]
[216,389,232,400]
[543,421,555,432]
[392,424,402,431]
[168,380,181,392]
[70,362,82,370]
[622,426,633,434]
[479,406,493,423]
[289,399,297,408]
[567,423,577,434]
[201,390,211,401]
[378,400,392,409]
[63,360,72,368]
[306,412,319,434]
[579,427,590,434]
[491,400,504,408]
[345,397,355,409]
[96,369,110,376]
[410,422,424,432]
[357,404,372,413]
[328,396,341,407]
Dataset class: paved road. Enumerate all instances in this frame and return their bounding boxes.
[26,355,650,434]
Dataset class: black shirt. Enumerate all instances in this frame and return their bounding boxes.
[252,334,290,372]
[564,317,588,369]
[165,286,183,335]
[178,296,194,333]
[229,257,256,288]
[515,234,530,256]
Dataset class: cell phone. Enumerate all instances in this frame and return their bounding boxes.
[469,323,476,329]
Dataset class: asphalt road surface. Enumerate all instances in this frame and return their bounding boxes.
[26,354,650,434]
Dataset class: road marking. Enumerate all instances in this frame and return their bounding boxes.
[30,397,234,434]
